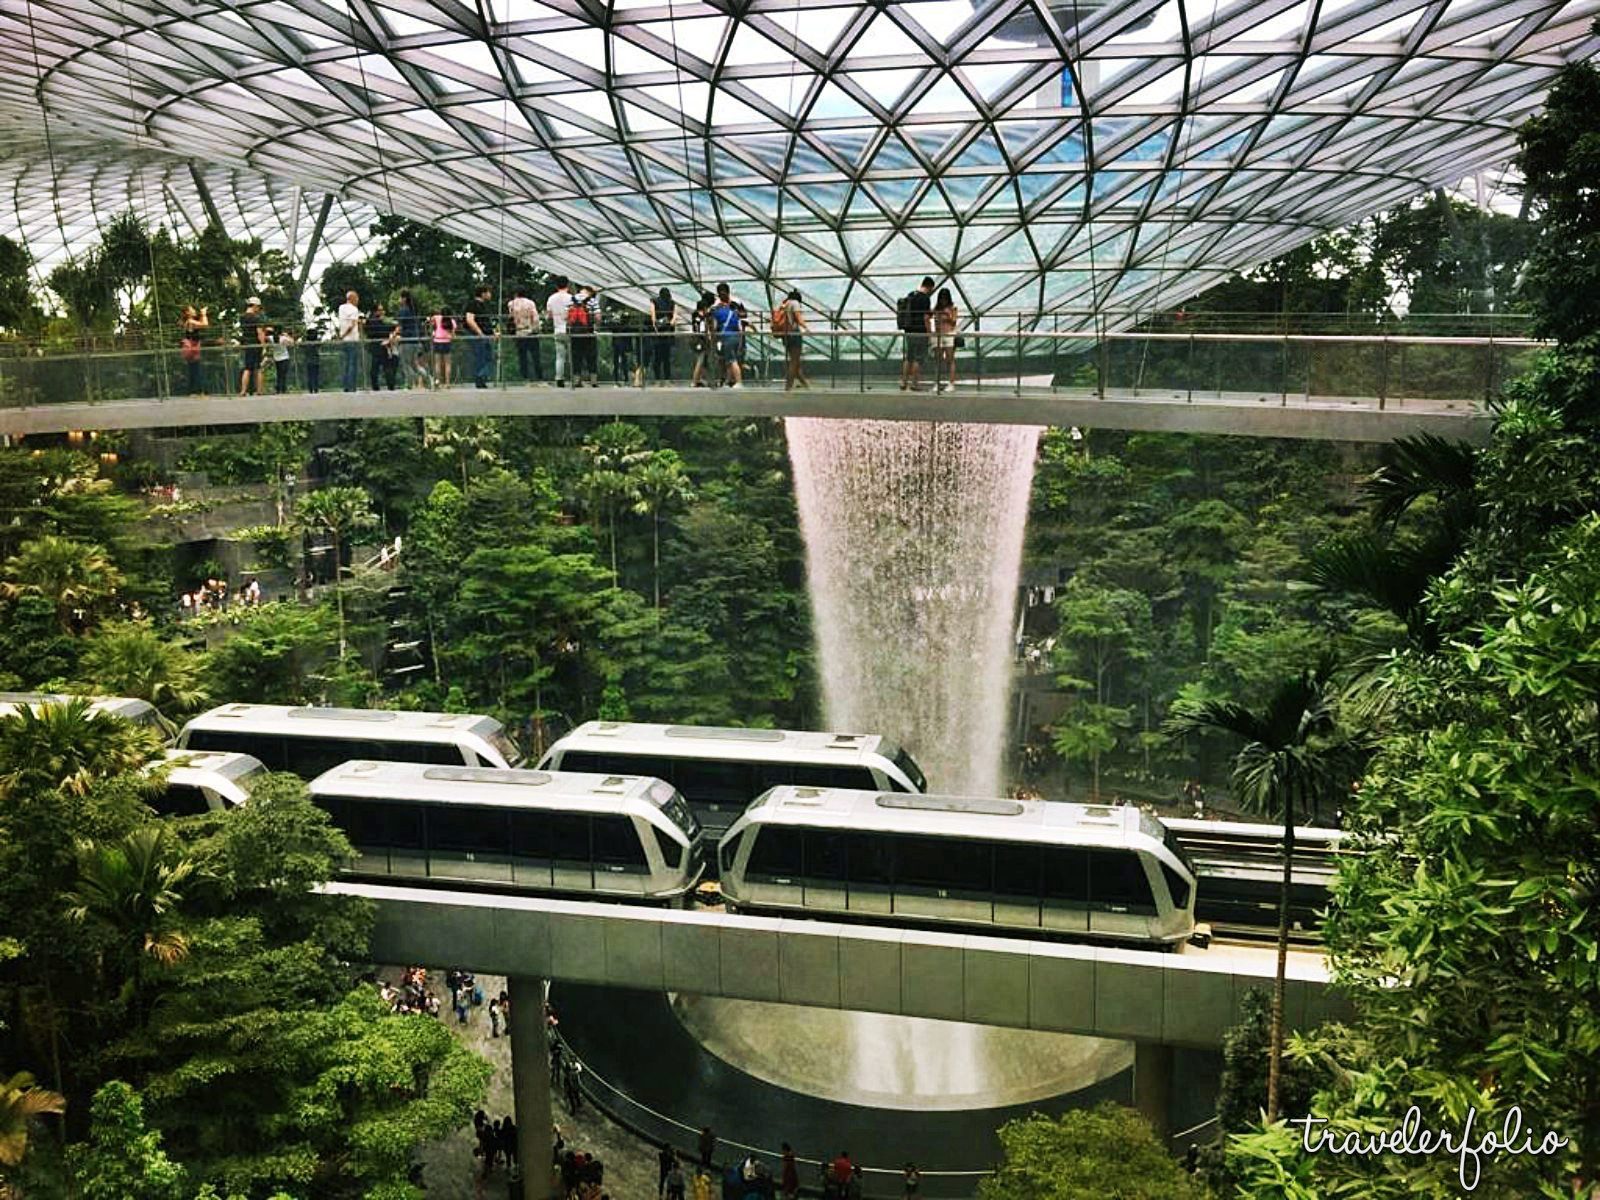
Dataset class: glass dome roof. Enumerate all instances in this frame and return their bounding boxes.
[0,0,1594,319]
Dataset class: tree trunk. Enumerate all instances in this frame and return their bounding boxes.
[609,507,619,586]
[331,533,347,658]
[1267,790,1297,1123]
[653,510,661,620]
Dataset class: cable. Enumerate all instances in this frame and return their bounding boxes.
[23,0,74,283]
[112,0,168,388]
[664,0,704,288]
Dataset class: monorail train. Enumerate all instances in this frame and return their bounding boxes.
[308,761,705,902]
[537,722,929,837]
[142,749,268,815]
[1163,817,1344,932]
[178,703,524,777]
[719,788,1198,945]
[0,691,161,729]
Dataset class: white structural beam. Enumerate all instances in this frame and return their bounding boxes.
[332,881,1350,1050]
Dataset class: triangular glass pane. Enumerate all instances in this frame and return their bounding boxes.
[961,63,1024,104]
[712,88,769,127]
[952,131,1005,169]
[812,81,870,119]
[906,123,961,161]
[902,0,971,45]
[624,101,676,133]
[609,35,682,77]
[843,68,924,108]
[724,20,804,68]
[845,12,926,60]
[793,7,854,57]
[909,223,959,263]
[533,28,606,66]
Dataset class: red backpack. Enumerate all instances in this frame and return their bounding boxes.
[567,299,592,330]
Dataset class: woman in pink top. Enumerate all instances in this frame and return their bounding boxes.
[430,309,454,387]
[932,287,959,393]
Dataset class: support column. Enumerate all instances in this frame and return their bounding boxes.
[509,976,552,1200]
[1133,1041,1173,1143]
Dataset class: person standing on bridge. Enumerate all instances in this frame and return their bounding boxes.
[179,304,209,396]
[337,290,362,391]
[546,277,573,386]
[464,284,497,389]
[238,297,266,397]
[396,290,430,389]
[932,287,959,393]
[697,1126,716,1170]
[897,277,934,393]
[774,289,808,392]
[649,287,678,384]
[509,286,541,382]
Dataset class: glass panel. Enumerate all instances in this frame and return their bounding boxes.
[344,798,393,849]
[593,816,647,870]
[993,842,1041,898]
[804,830,847,883]
[150,784,212,817]
[1088,850,1155,911]
[511,811,551,860]
[849,834,894,887]
[1041,847,1089,903]
[549,814,591,863]
[747,826,802,878]
[428,805,507,854]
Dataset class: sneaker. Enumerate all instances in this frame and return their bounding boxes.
[728,382,743,390]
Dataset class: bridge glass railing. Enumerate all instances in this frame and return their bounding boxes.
[0,320,1547,414]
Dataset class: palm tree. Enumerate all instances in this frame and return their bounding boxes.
[0,1070,65,1174]
[0,698,162,798]
[1,535,123,633]
[1165,657,1347,1123]
[423,417,502,492]
[295,487,379,658]
[78,619,208,728]
[630,450,696,616]
[580,423,651,586]
[66,826,202,1005]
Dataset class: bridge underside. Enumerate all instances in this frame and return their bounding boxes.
[1,384,1490,443]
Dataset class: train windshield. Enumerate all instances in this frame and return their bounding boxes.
[891,748,927,793]
[1163,827,1196,875]
[485,729,526,768]
[651,780,701,839]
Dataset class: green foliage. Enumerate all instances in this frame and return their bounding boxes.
[69,1081,187,1200]
[978,1104,1212,1200]
[1216,988,1319,1136]
[0,235,38,332]
[201,602,337,704]
[2,535,124,632]
[78,620,208,723]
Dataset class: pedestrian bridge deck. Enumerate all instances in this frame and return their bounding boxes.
[1,380,1489,443]
[330,881,1346,1049]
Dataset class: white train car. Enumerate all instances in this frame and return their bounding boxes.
[143,749,268,815]
[720,788,1197,946]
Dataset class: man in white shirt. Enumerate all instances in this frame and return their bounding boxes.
[337,290,362,391]
[508,287,541,382]
[545,276,572,386]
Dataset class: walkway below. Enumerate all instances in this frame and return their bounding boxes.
[1,382,1490,442]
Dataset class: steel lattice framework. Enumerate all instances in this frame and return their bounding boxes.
[0,0,1595,319]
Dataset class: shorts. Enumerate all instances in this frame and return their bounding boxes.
[784,334,802,354]
[242,348,263,369]
[432,341,452,354]
[719,333,743,363]
[932,333,954,352]
[903,333,928,364]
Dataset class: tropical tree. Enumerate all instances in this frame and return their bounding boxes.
[1165,658,1347,1122]
[1,535,123,633]
[0,698,161,798]
[579,421,650,584]
[423,416,503,492]
[978,1104,1212,1200]
[0,1070,65,1174]
[294,487,379,657]
[77,620,207,725]
[66,826,203,1003]
[630,449,696,616]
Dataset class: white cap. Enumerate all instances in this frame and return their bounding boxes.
[246,295,262,306]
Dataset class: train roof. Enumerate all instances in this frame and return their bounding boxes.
[0,692,157,724]
[182,703,506,742]
[550,721,904,765]
[151,748,268,783]
[739,787,1174,849]
[308,760,676,813]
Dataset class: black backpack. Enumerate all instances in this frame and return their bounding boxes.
[897,290,922,333]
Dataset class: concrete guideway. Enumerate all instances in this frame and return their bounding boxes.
[333,881,1347,1051]
[1,382,1489,442]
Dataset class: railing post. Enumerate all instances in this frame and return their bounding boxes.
[1015,324,1022,395]
[1377,334,1387,411]
[858,312,866,394]
[1051,312,1059,391]
[1186,331,1194,403]
[1096,326,1107,400]
[1280,333,1289,407]
[974,313,983,393]
[1485,330,1496,405]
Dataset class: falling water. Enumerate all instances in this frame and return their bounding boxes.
[785,417,1044,795]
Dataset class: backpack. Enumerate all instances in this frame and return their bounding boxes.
[898,290,922,333]
[771,303,792,334]
[568,299,592,331]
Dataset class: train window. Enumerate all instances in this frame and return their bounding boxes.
[548,814,591,863]
[342,797,391,849]
[675,759,754,803]
[188,730,285,769]
[593,817,647,870]
[1161,862,1191,910]
[747,827,802,878]
[429,805,507,855]
[398,740,467,766]
[510,811,551,860]
[717,831,740,875]
[652,825,683,870]
[898,836,991,893]
[150,784,212,817]
[891,749,927,793]
[804,830,848,883]
[848,834,893,888]
[752,762,796,791]
[993,842,1042,898]
[1089,851,1156,913]
[1041,848,1090,904]
[389,802,426,851]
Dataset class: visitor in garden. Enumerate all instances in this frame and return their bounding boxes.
[666,1157,687,1200]
[365,303,397,391]
[903,1161,921,1197]
[464,283,497,388]
[300,320,322,393]
[897,277,934,392]
[429,305,454,386]
[499,1115,518,1173]
[698,1125,716,1169]
[568,284,600,386]
[238,296,266,397]
[649,286,678,382]
[546,276,573,385]
[509,285,541,381]
[271,323,295,393]
[711,284,744,389]
[690,291,717,387]
[774,289,808,391]
[179,304,208,395]
[932,286,959,393]
[658,1141,678,1196]
[563,1058,583,1112]
[396,289,430,388]
[336,289,362,390]
[488,996,501,1037]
